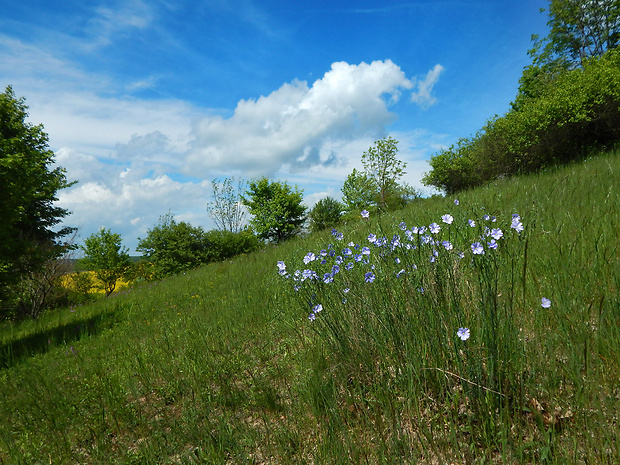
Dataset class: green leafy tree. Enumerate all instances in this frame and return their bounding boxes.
[342,137,415,213]
[308,197,345,232]
[206,177,246,233]
[341,168,378,213]
[514,0,620,111]
[0,86,76,313]
[361,136,407,210]
[540,0,620,67]
[79,229,131,296]
[242,177,307,243]
[137,213,208,278]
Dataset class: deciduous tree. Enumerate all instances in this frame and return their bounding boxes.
[242,178,307,243]
[80,229,131,296]
[206,177,246,233]
[0,86,75,313]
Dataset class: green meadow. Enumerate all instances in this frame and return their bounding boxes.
[1,150,618,464]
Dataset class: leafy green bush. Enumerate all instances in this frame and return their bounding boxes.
[137,213,210,278]
[203,229,260,262]
[308,197,345,232]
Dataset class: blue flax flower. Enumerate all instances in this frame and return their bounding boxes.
[365,272,376,283]
[471,242,484,255]
[457,327,470,341]
[541,297,551,308]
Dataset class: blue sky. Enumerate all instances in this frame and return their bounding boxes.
[1,0,549,252]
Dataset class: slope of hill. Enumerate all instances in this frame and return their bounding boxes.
[1,150,618,464]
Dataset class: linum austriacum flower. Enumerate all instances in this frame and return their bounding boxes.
[279,206,526,324]
[541,297,551,308]
[457,327,470,341]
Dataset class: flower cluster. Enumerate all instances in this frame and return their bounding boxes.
[277,207,525,323]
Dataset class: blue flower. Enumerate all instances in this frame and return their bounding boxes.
[471,242,484,255]
[454,199,460,205]
[313,304,323,313]
[487,239,498,250]
[457,327,470,341]
[303,252,316,264]
[490,228,503,240]
[541,297,551,308]
[429,222,441,234]
[511,215,524,233]
[323,273,333,283]
[343,247,352,256]
[442,240,453,251]
[308,313,316,321]
[468,219,476,228]
[441,214,454,224]
[345,262,354,270]
[399,222,407,230]
[364,272,376,283]
[361,209,370,218]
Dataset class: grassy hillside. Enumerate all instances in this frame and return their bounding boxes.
[1,150,618,464]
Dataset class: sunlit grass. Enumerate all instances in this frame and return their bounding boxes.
[0,150,618,463]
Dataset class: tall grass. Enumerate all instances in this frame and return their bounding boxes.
[0,150,618,464]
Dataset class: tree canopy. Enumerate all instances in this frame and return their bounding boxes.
[0,86,75,312]
[242,178,307,243]
[342,137,418,213]
[79,229,131,296]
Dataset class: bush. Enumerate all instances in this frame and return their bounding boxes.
[308,197,345,232]
[203,229,260,262]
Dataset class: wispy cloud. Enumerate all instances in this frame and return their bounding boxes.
[411,64,445,109]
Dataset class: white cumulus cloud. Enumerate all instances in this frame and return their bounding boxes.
[185,60,439,177]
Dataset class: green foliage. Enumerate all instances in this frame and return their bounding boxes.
[242,177,307,243]
[424,49,620,193]
[137,213,209,278]
[137,213,258,279]
[341,168,377,213]
[308,197,345,232]
[0,86,75,312]
[537,0,620,68]
[343,137,417,213]
[203,228,260,262]
[79,229,131,296]
[361,136,407,210]
[207,177,246,233]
